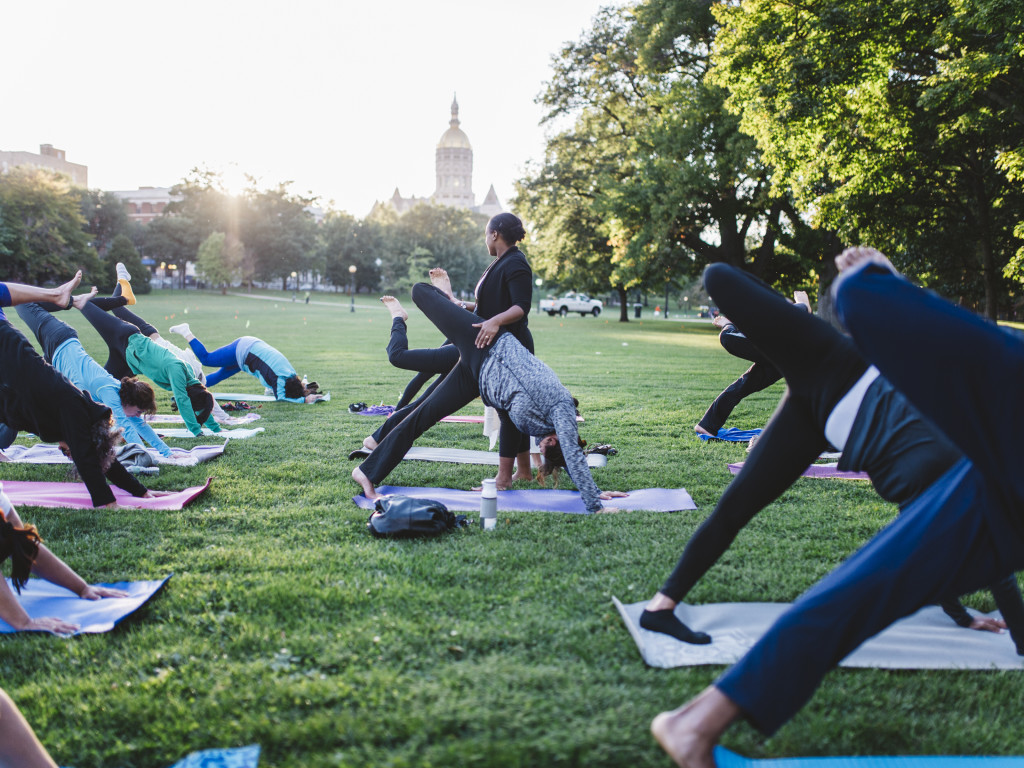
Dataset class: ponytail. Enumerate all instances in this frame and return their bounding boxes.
[0,519,41,592]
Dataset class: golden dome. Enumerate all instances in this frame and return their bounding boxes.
[437,95,472,150]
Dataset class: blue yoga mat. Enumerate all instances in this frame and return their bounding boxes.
[65,745,260,768]
[716,747,1024,768]
[352,486,695,514]
[698,427,762,442]
[0,576,171,636]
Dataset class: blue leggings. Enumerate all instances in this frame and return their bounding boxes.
[188,338,241,388]
[716,264,1024,734]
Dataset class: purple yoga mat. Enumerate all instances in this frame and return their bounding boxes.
[352,486,695,514]
[1,478,212,510]
[728,462,870,480]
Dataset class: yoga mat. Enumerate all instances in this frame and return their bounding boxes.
[715,747,1024,768]
[360,411,585,423]
[1,442,226,467]
[166,745,260,768]
[613,599,1024,670]
[350,446,607,468]
[698,427,762,442]
[68,745,261,768]
[147,412,262,425]
[0,478,212,510]
[153,426,265,439]
[353,486,695,514]
[728,462,870,480]
[0,576,171,636]
[212,391,330,403]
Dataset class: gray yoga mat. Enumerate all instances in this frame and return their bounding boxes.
[351,445,607,467]
[614,598,1024,670]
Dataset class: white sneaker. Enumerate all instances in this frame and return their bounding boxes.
[169,323,191,337]
[264,386,274,397]
[116,262,131,282]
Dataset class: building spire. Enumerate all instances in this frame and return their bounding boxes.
[450,93,460,128]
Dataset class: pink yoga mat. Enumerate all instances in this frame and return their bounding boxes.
[728,462,869,480]
[0,478,212,510]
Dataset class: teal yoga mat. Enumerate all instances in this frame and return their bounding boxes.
[716,748,1024,768]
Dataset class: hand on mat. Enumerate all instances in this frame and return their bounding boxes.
[600,491,628,500]
[143,490,177,498]
[969,616,1008,633]
[305,393,325,403]
[472,318,500,349]
[79,584,129,600]
[25,616,80,635]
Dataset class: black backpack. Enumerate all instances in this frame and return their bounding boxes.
[366,495,466,539]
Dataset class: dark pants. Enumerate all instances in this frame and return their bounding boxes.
[697,328,782,434]
[384,318,459,410]
[661,265,866,600]
[79,298,155,378]
[716,264,1024,734]
[16,303,77,361]
[359,284,491,485]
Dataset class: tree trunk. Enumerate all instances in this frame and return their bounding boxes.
[617,285,629,322]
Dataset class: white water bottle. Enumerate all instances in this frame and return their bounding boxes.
[480,478,497,530]
[302,374,308,387]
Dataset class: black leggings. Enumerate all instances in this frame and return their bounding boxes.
[16,303,78,361]
[660,264,867,600]
[359,283,494,485]
[79,296,157,379]
[697,327,783,434]
[376,313,529,459]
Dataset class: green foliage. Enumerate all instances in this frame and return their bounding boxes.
[0,167,100,285]
[712,0,1024,317]
[196,232,240,293]
[4,292,1023,765]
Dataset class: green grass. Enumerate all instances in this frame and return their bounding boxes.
[3,290,1022,767]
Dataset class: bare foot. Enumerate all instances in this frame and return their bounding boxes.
[352,467,381,500]
[834,245,896,274]
[694,424,714,437]
[429,268,455,300]
[55,270,83,308]
[72,286,98,310]
[651,687,739,768]
[380,295,409,321]
[362,436,378,451]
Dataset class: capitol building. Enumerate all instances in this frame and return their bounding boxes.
[376,96,502,218]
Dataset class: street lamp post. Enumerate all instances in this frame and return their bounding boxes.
[291,271,298,302]
[349,265,357,313]
[535,277,543,314]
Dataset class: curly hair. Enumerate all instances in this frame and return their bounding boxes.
[91,415,124,475]
[0,518,41,593]
[283,375,320,400]
[486,213,526,245]
[186,383,214,426]
[119,376,157,415]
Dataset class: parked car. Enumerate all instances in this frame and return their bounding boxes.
[539,292,603,317]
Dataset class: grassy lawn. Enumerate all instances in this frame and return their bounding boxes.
[3,289,1022,767]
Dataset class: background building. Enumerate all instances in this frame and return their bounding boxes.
[0,143,88,186]
[108,186,179,224]
[375,95,503,218]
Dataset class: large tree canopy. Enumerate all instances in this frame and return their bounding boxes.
[712,0,1024,316]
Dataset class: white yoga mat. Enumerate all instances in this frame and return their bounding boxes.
[147,412,262,425]
[352,445,607,468]
[614,599,1024,670]
[0,576,171,636]
[1,442,227,467]
[152,426,265,439]
[211,391,331,403]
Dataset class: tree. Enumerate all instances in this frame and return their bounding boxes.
[713,0,1024,317]
[196,232,241,294]
[0,167,99,285]
[516,3,818,321]
[105,235,151,295]
[240,183,317,289]
[78,189,135,259]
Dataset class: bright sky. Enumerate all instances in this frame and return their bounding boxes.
[2,0,615,218]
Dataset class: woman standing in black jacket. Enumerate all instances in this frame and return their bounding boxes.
[362,212,535,488]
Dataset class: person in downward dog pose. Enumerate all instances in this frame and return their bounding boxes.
[363,212,535,489]
[353,285,628,514]
[651,249,1024,767]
